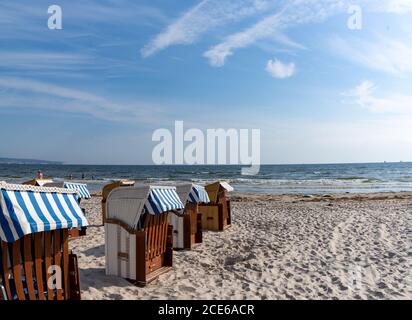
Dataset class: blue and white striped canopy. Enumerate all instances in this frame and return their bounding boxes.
[64,182,91,199]
[143,187,184,215]
[188,185,210,204]
[0,183,88,243]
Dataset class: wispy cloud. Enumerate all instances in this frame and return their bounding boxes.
[348,80,412,115]
[0,52,91,70]
[0,77,168,123]
[329,35,412,75]
[0,0,168,28]
[372,0,412,14]
[141,0,412,67]
[0,50,153,79]
[266,58,295,79]
[203,0,348,66]
[141,0,276,58]
[203,11,283,67]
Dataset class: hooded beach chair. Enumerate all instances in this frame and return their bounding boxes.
[0,182,88,300]
[101,180,135,225]
[105,185,184,286]
[198,181,233,231]
[169,184,210,250]
[44,181,91,238]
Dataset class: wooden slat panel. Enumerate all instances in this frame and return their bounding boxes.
[145,215,152,260]
[164,224,173,266]
[191,211,197,234]
[150,216,157,259]
[68,254,81,300]
[62,230,69,300]
[1,242,12,300]
[157,215,163,256]
[44,232,53,300]
[162,214,168,253]
[158,215,164,255]
[53,230,63,300]
[162,215,168,252]
[157,215,163,254]
[148,215,155,259]
[135,231,146,284]
[154,215,160,257]
[23,236,36,300]
[150,215,156,259]
[151,215,157,258]
[227,200,232,225]
[161,214,167,254]
[186,213,193,249]
[195,212,203,244]
[34,233,45,300]
[12,240,25,300]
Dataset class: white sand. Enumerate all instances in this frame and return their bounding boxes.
[71,193,412,300]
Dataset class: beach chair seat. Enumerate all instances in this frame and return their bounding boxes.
[170,184,210,250]
[198,181,233,231]
[0,182,88,300]
[105,186,184,286]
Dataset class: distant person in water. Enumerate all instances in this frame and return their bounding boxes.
[82,173,85,180]
[36,170,44,179]
[69,174,73,180]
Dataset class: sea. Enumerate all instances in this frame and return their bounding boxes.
[1,162,412,195]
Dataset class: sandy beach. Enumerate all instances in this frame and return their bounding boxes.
[71,192,412,300]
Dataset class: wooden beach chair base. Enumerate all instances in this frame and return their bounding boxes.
[105,214,174,287]
[199,200,232,232]
[0,230,81,300]
[130,266,173,287]
[170,203,203,250]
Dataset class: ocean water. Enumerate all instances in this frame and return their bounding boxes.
[1,163,412,195]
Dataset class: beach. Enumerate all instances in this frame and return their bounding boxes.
[71,192,412,300]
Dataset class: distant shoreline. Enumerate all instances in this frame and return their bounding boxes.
[0,158,62,165]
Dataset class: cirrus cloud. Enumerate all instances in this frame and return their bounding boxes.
[141,0,276,58]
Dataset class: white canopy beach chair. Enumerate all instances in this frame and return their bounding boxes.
[0,182,88,300]
[105,185,184,286]
[169,184,210,249]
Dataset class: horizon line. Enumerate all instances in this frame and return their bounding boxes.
[5,161,411,166]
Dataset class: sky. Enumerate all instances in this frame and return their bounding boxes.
[0,0,411,165]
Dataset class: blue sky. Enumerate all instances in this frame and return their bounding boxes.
[0,0,412,164]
